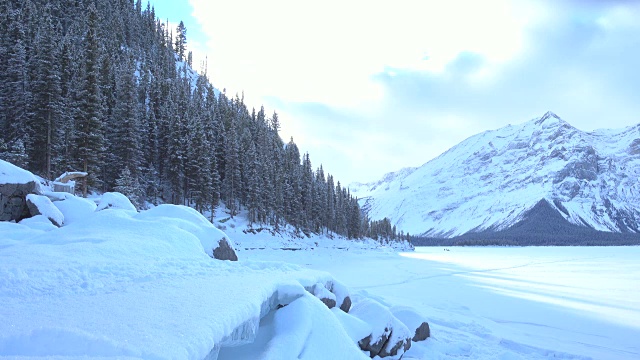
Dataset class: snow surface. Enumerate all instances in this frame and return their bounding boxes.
[242,246,640,360]
[0,203,360,359]
[0,159,38,185]
[2,188,412,360]
[52,194,97,225]
[136,204,237,258]
[351,112,640,236]
[95,191,137,211]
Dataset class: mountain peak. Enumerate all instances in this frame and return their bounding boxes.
[535,111,563,126]
[356,114,640,239]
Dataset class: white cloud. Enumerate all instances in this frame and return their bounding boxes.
[185,0,640,184]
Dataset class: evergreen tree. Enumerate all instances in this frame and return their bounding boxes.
[114,166,142,209]
[29,3,61,178]
[76,4,105,196]
[174,20,186,60]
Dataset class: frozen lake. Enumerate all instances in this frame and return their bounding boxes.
[242,246,640,359]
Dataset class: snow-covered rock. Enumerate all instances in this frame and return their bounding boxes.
[136,204,238,261]
[95,192,137,211]
[350,298,413,359]
[0,159,41,222]
[26,194,64,227]
[352,112,640,237]
[51,193,97,225]
[390,306,430,342]
[312,282,337,308]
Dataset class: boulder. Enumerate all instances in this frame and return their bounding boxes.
[329,280,352,313]
[213,237,238,261]
[351,298,412,358]
[340,295,352,313]
[390,306,431,342]
[413,322,430,342]
[311,283,337,309]
[358,331,389,358]
[0,160,41,222]
[378,329,411,358]
[26,194,64,227]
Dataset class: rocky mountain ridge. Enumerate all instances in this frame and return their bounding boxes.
[351,112,640,240]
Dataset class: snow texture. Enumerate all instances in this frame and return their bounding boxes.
[136,204,236,258]
[351,112,640,236]
[52,194,97,225]
[242,245,640,360]
[0,202,344,359]
[95,192,137,211]
[18,214,58,232]
[0,159,38,185]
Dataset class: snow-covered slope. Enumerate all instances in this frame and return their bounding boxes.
[351,112,640,237]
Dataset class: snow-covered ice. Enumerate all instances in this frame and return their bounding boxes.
[241,246,640,360]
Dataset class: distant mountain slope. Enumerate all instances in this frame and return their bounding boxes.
[351,112,640,239]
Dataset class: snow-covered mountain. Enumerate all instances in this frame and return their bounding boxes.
[351,112,640,238]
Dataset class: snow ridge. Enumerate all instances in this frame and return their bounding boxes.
[351,112,640,237]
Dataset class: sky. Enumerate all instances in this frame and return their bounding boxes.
[150,0,640,185]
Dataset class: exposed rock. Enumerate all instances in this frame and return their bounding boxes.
[378,329,411,358]
[340,295,352,313]
[413,322,431,342]
[320,297,336,309]
[358,331,389,358]
[390,306,431,343]
[351,298,412,358]
[213,237,238,261]
[1,160,42,222]
[26,194,64,227]
[311,282,337,309]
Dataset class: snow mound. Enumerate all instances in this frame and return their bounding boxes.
[18,214,58,232]
[0,159,38,185]
[96,192,137,211]
[136,204,236,259]
[51,194,97,225]
[219,293,369,360]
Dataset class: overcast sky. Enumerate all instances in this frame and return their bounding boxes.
[150,0,640,185]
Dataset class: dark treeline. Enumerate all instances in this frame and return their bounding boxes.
[0,0,403,240]
[366,217,412,242]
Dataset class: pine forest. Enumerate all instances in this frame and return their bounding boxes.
[0,0,408,241]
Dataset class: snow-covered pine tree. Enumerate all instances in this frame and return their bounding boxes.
[28,3,62,179]
[174,20,186,60]
[76,4,106,197]
[114,166,142,209]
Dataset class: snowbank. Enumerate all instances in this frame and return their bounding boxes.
[0,166,425,360]
[0,159,38,185]
[0,203,354,359]
[95,191,137,211]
